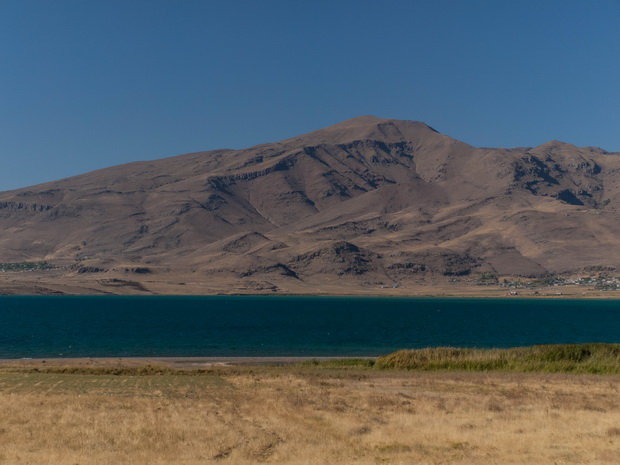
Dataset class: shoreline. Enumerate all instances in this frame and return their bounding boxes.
[5,270,620,299]
[0,356,377,369]
[3,292,620,300]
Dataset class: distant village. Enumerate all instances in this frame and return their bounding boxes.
[474,273,620,292]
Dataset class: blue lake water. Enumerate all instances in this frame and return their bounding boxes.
[0,296,619,358]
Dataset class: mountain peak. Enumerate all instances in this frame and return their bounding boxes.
[282,116,441,147]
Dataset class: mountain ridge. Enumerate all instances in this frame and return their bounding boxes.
[2,116,620,295]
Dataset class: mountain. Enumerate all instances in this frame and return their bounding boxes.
[2,115,620,295]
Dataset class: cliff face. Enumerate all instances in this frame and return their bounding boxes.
[2,115,620,292]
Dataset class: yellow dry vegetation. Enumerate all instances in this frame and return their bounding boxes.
[0,368,619,464]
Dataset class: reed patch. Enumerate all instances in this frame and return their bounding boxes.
[374,343,620,373]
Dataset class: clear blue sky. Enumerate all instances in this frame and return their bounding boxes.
[1,0,619,191]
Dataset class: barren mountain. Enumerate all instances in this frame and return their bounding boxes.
[2,115,620,295]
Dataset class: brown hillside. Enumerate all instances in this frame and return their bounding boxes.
[2,116,620,294]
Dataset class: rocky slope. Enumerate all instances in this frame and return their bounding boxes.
[2,115,620,294]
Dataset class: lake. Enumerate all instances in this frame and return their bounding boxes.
[0,296,619,358]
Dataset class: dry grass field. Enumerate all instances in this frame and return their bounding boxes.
[0,364,619,464]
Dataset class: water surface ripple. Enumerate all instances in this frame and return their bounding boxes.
[0,296,618,358]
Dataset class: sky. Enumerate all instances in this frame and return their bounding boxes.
[1,0,619,191]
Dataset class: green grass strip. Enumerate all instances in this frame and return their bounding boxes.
[374,343,620,374]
